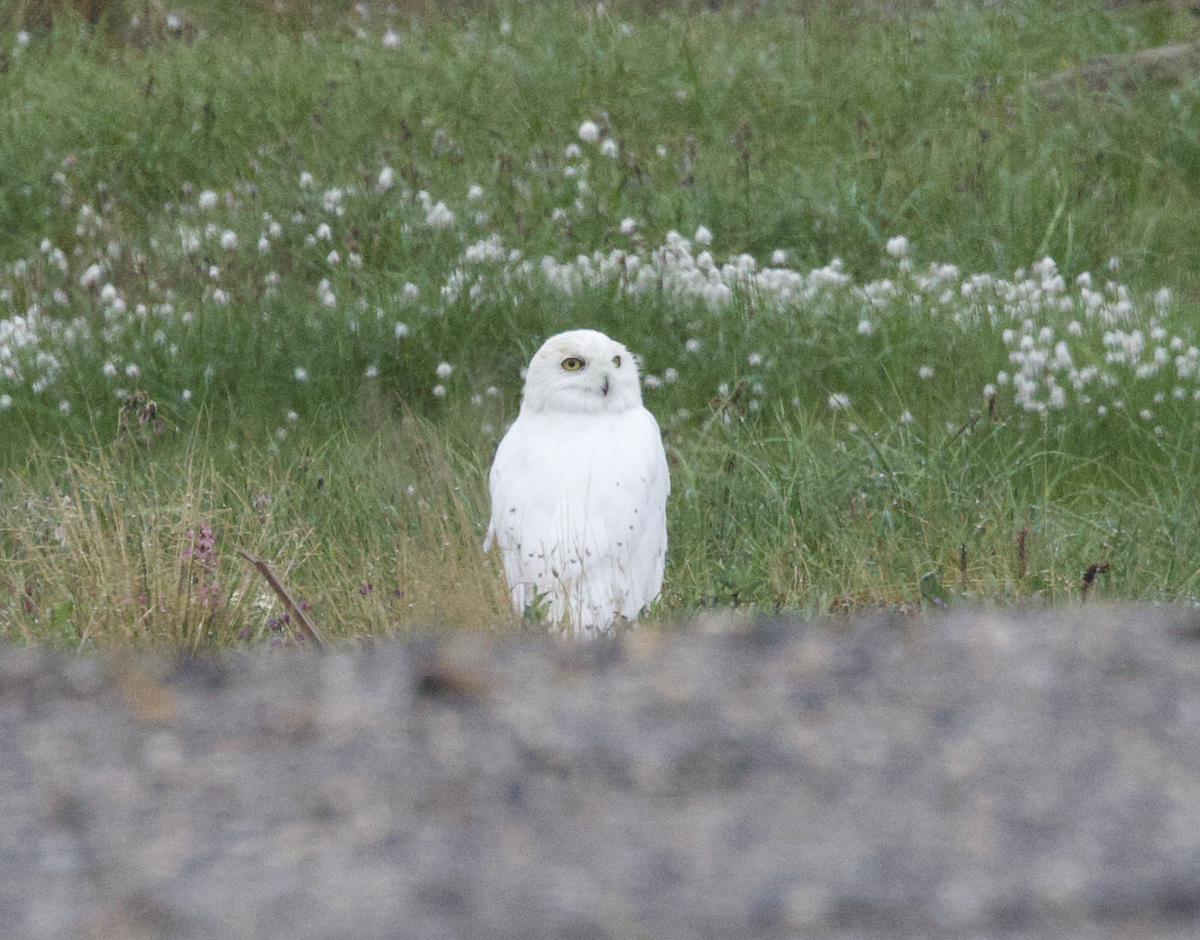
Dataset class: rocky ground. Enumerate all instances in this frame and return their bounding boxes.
[3,606,1200,939]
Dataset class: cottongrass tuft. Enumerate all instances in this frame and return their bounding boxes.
[425,201,455,228]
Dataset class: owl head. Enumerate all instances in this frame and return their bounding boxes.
[520,329,644,416]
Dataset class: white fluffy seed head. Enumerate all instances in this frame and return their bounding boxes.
[520,329,642,416]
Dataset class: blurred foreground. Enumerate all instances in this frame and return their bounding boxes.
[3,606,1200,939]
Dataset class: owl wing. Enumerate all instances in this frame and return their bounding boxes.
[487,413,593,624]
[565,407,669,629]
[608,407,670,620]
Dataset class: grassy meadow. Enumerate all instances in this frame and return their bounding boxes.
[3,0,1200,646]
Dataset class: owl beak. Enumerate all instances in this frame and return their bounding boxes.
[600,374,610,396]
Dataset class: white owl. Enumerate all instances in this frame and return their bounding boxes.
[483,329,670,639]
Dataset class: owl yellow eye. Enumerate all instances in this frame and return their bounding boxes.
[612,355,622,368]
[562,357,585,372]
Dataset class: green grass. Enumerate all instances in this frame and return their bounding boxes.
[3,0,1200,645]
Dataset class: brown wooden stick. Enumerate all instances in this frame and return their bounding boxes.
[235,549,326,652]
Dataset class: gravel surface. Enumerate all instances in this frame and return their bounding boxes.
[3,606,1200,939]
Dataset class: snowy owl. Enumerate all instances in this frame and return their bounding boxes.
[484,329,670,639]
